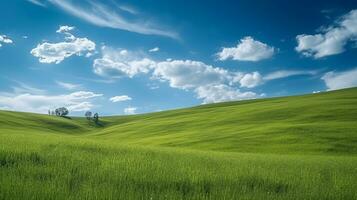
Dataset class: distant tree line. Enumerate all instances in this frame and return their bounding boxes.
[48,107,69,117]
[48,107,99,123]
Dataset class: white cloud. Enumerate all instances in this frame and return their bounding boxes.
[93,47,269,103]
[263,70,316,81]
[149,47,160,52]
[217,36,275,61]
[153,60,230,90]
[68,91,102,99]
[11,82,46,95]
[118,5,138,15]
[239,72,263,88]
[93,47,156,78]
[56,81,81,90]
[232,70,317,88]
[296,9,357,58]
[0,35,13,47]
[31,26,95,64]
[67,101,94,112]
[93,46,320,103]
[153,60,264,103]
[56,25,75,33]
[0,90,102,113]
[93,48,267,104]
[27,0,46,7]
[124,107,137,115]
[195,84,258,104]
[109,95,132,102]
[322,68,357,90]
[48,0,178,39]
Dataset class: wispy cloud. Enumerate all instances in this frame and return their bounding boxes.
[149,47,160,52]
[109,95,132,103]
[11,81,46,95]
[124,106,137,115]
[118,5,138,15]
[27,0,46,7]
[263,70,317,81]
[56,81,82,90]
[48,0,178,39]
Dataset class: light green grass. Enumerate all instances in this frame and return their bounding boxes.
[1,88,357,199]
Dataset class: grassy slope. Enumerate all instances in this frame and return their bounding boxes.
[1,87,357,199]
[99,87,356,154]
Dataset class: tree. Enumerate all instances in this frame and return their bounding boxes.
[93,113,99,123]
[55,107,69,117]
[85,111,92,120]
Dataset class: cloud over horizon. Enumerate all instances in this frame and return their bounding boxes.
[0,90,103,113]
[322,68,357,90]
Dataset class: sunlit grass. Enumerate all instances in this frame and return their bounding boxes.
[0,88,357,199]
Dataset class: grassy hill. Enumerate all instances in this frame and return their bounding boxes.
[1,88,357,199]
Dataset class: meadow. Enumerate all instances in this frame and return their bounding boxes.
[1,87,357,199]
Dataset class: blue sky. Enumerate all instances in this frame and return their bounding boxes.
[0,0,356,115]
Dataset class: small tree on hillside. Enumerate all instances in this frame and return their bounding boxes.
[55,107,69,117]
[85,111,92,120]
[93,113,99,124]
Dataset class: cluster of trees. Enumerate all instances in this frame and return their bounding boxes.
[48,108,99,123]
[48,107,69,117]
[85,111,99,123]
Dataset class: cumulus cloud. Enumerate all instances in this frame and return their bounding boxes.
[56,25,75,33]
[93,46,321,102]
[296,9,357,58]
[93,48,156,78]
[149,47,160,52]
[322,68,357,90]
[195,84,258,104]
[94,46,310,103]
[31,26,95,64]
[124,107,137,115]
[0,90,102,113]
[153,60,230,90]
[239,72,263,88]
[48,0,178,39]
[216,36,275,61]
[56,81,81,90]
[0,35,13,47]
[152,60,263,103]
[109,95,132,102]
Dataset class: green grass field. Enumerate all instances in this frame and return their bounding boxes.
[1,88,357,199]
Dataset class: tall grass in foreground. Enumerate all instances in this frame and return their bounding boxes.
[1,133,356,200]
